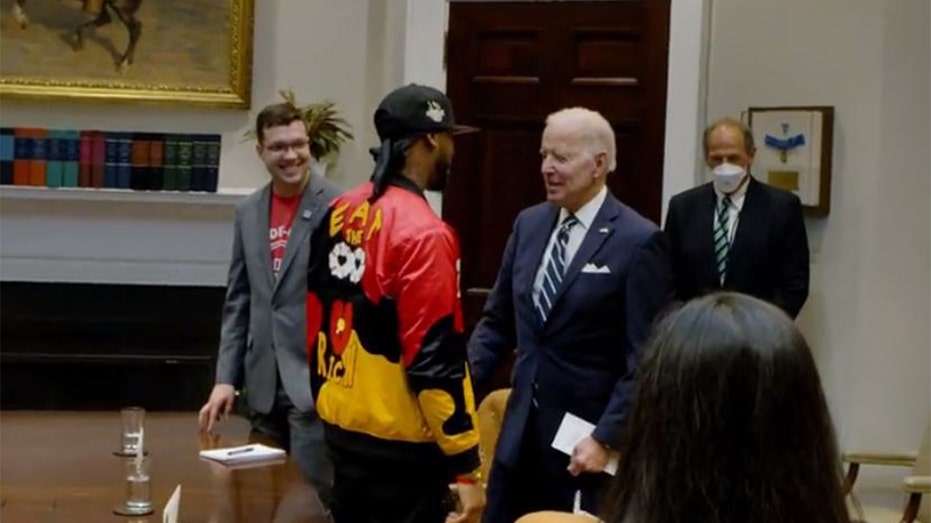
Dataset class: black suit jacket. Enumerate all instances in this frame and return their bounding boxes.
[664,177,809,318]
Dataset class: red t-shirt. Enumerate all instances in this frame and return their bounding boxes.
[270,192,302,276]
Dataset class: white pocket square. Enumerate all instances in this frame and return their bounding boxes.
[581,263,611,274]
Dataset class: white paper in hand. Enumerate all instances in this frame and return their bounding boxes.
[198,443,286,465]
[162,484,181,523]
[571,490,600,519]
[551,412,619,476]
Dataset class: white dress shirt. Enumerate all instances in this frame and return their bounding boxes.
[533,186,608,299]
[713,177,748,244]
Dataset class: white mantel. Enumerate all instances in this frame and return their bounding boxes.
[0,187,250,287]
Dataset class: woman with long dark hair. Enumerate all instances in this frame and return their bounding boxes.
[603,292,850,523]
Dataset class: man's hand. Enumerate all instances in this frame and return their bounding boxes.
[567,436,609,476]
[198,384,236,433]
[445,482,485,523]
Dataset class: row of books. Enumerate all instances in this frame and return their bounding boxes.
[0,128,222,192]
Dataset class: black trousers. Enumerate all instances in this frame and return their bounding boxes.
[247,380,334,509]
[329,445,453,523]
[483,407,608,523]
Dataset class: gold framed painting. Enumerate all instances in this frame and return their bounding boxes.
[746,106,835,217]
[0,0,254,108]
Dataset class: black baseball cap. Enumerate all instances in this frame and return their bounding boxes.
[374,84,478,141]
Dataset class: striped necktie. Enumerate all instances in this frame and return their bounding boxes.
[714,195,733,284]
[535,214,579,322]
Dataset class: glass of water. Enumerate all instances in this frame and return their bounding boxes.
[116,407,145,457]
[113,455,153,516]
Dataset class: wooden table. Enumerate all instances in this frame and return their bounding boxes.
[0,411,327,523]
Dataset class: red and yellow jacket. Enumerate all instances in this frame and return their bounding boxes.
[306,179,480,476]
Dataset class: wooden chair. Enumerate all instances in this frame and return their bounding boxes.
[515,511,600,523]
[844,414,930,523]
[476,388,511,487]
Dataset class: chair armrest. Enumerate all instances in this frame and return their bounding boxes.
[843,451,917,467]
[843,451,918,494]
[900,477,930,523]
[904,476,931,494]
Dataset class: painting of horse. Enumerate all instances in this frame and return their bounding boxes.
[0,0,254,107]
[13,0,143,72]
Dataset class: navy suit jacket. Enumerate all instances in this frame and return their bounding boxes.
[664,177,809,318]
[468,193,673,467]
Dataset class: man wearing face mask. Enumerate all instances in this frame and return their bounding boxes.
[469,107,673,521]
[664,117,810,318]
[305,84,485,523]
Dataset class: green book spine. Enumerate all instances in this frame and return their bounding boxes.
[162,134,179,191]
[175,135,193,192]
[45,130,64,188]
[62,130,80,187]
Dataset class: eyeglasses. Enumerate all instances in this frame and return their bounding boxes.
[264,140,310,153]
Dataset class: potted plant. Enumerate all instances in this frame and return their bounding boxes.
[245,89,354,177]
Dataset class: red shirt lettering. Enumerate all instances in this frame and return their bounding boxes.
[270,192,302,276]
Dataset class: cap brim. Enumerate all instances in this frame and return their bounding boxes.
[450,124,480,135]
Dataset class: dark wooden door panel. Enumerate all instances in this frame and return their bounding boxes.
[445,1,671,344]
[472,127,545,282]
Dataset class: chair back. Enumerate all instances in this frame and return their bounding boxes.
[477,388,511,486]
[916,415,930,522]
[515,511,600,523]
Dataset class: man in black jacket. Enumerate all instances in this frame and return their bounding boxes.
[664,117,809,318]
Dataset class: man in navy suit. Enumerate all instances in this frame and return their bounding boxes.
[664,117,809,318]
[468,107,673,522]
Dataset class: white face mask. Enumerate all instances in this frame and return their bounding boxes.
[711,163,747,193]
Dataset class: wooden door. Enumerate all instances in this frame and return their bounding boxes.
[444,1,671,345]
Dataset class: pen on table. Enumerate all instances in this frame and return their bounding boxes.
[227,447,255,456]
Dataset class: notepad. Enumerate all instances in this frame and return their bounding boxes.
[198,443,286,465]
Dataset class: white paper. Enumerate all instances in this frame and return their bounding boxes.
[162,484,181,523]
[572,490,601,519]
[198,443,286,465]
[551,412,619,476]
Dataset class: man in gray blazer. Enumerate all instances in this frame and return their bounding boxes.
[198,102,341,507]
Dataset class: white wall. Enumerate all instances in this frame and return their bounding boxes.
[403,0,450,213]
[661,0,712,216]
[707,0,931,506]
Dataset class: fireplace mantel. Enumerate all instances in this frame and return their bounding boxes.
[0,187,254,287]
[0,186,253,205]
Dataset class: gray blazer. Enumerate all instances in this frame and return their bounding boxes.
[215,174,341,414]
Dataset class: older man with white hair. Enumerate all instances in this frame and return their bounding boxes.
[468,107,673,521]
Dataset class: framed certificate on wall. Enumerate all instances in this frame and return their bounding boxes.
[746,106,835,217]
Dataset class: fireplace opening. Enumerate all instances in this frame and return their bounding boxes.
[0,282,224,411]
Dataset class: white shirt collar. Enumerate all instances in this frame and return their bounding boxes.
[714,175,750,210]
[559,185,607,230]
